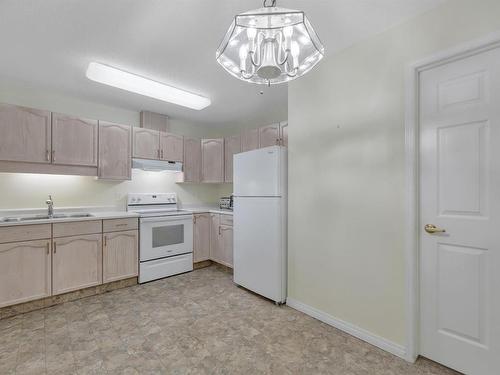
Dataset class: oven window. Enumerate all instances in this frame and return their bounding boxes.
[152,224,184,248]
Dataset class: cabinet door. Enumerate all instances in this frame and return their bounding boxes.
[161,132,184,162]
[51,114,98,166]
[0,103,51,163]
[98,121,131,180]
[103,230,138,283]
[183,137,201,182]
[210,214,223,263]
[259,123,280,148]
[193,214,210,262]
[220,225,233,268]
[241,128,259,152]
[133,127,160,160]
[224,135,241,183]
[0,240,51,308]
[140,111,169,132]
[52,234,102,295]
[280,121,288,147]
[202,138,224,183]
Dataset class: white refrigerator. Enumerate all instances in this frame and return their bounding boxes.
[233,145,287,304]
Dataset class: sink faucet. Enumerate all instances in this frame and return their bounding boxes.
[45,195,54,218]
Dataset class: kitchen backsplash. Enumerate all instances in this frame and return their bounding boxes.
[0,169,232,210]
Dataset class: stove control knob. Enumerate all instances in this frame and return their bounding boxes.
[131,198,136,203]
[137,198,142,202]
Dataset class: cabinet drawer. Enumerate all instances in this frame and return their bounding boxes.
[220,214,233,226]
[53,220,102,238]
[0,224,51,244]
[103,218,138,233]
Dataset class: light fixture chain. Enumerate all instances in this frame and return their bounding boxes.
[263,0,276,8]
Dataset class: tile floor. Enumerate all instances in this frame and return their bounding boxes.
[0,265,460,375]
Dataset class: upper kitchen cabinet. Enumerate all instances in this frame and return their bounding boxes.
[51,114,98,166]
[133,127,160,160]
[280,121,288,147]
[241,128,259,152]
[259,123,280,148]
[161,132,183,162]
[98,121,132,180]
[0,103,51,164]
[183,137,202,182]
[224,134,241,183]
[201,138,224,183]
[140,111,169,132]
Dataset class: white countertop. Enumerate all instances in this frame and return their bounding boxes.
[0,204,233,227]
[181,205,233,215]
[0,208,139,227]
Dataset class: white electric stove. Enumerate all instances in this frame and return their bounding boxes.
[127,193,193,283]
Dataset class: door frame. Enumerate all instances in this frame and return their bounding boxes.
[404,30,500,363]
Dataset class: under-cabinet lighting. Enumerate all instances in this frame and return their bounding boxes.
[86,62,211,110]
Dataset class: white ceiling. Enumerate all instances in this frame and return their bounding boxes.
[0,0,445,128]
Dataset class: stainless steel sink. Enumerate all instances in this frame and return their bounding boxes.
[1,217,21,223]
[19,215,51,221]
[1,213,94,222]
[67,213,94,218]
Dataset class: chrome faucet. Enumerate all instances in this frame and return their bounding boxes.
[45,195,54,218]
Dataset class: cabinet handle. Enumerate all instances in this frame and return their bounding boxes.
[46,150,50,161]
[193,216,196,224]
[161,149,164,159]
[104,235,107,247]
[46,242,50,255]
[53,242,56,254]
[219,226,221,235]
[157,149,160,159]
[52,150,55,162]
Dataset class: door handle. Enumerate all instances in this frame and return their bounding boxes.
[425,224,446,234]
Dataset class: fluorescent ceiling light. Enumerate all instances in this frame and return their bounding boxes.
[86,62,211,110]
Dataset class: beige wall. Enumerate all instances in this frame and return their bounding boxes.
[0,82,231,210]
[288,0,500,346]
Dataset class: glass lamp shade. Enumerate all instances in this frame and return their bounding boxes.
[216,6,324,85]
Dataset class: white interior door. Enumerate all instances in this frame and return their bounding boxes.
[419,46,500,375]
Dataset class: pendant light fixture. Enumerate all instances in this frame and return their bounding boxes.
[216,0,324,85]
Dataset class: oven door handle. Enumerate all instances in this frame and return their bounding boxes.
[140,216,192,224]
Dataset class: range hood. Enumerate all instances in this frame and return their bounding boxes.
[132,158,182,172]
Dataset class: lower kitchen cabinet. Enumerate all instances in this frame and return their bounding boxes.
[219,224,233,268]
[52,234,102,295]
[193,213,210,262]
[208,213,233,268]
[103,230,138,283]
[209,213,221,263]
[0,240,51,308]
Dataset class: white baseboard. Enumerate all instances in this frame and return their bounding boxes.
[286,298,407,360]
